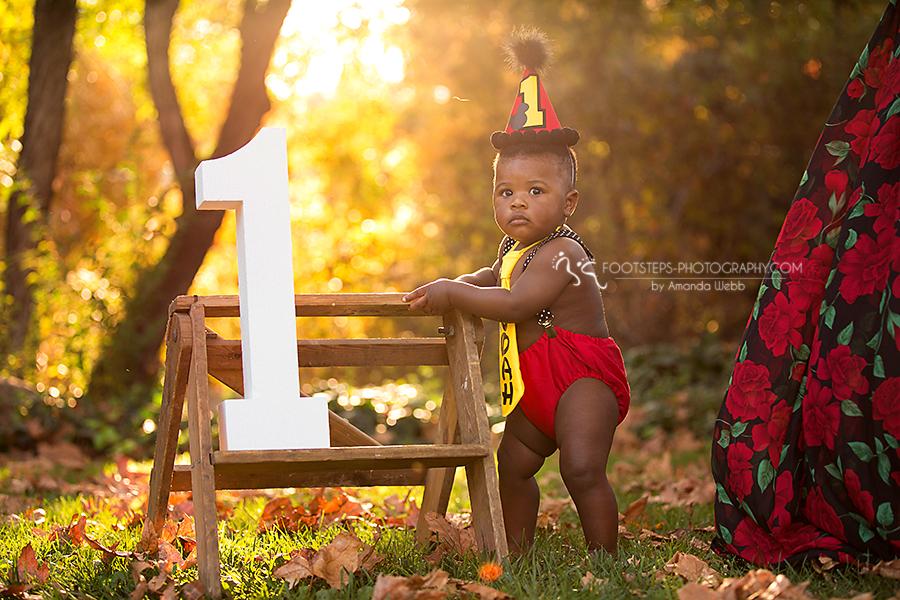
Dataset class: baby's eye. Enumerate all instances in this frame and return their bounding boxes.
[499,189,513,197]
[530,187,544,195]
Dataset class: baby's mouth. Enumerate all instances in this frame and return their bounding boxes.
[509,213,529,224]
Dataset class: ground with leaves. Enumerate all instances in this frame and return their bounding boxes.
[1,407,900,599]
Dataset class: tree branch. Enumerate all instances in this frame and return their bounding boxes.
[144,0,196,176]
[87,0,293,423]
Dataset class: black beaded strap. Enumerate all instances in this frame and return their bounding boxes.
[498,226,594,267]
[521,226,594,271]
[499,236,517,259]
[497,227,596,333]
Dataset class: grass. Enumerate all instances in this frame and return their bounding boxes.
[1,442,899,600]
[1,338,898,598]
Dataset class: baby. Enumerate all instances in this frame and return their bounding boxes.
[402,139,630,555]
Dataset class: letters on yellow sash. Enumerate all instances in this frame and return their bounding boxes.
[498,239,542,416]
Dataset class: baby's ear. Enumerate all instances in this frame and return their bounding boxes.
[565,189,579,217]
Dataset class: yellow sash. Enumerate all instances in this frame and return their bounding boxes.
[498,239,542,416]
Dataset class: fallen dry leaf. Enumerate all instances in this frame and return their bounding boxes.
[537,497,572,528]
[639,528,673,547]
[157,539,185,573]
[311,530,363,589]
[742,569,778,592]
[372,574,425,600]
[157,517,181,545]
[359,528,386,572]
[179,580,206,600]
[371,569,454,600]
[139,518,159,554]
[258,497,301,532]
[0,582,39,600]
[689,536,711,553]
[130,560,154,584]
[622,494,649,523]
[170,497,194,521]
[272,530,383,590]
[812,555,839,574]
[664,552,722,587]
[160,581,177,600]
[175,515,196,539]
[258,490,368,533]
[581,571,607,590]
[128,578,149,600]
[129,560,155,600]
[272,551,314,589]
[37,512,124,563]
[424,544,448,566]
[677,568,815,600]
[381,491,421,528]
[15,544,49,584]
[868,559,900,580]
[147,568,169,594]
[461,582,511,600]
[22,508,45,525]
[383,493,408,515]
[424,511,476,557]
[758,573,808,600]
[426,513,453,537]
[649,477,715,508]
[678,581,719,600]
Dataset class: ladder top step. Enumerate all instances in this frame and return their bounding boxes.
[169,293,426,318]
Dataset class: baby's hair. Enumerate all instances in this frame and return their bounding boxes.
[493,143,578,189]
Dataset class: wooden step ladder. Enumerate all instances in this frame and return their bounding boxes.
[142,293,507,598]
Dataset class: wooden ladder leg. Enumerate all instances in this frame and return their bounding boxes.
[444,310,508,558]
[144,313,193,539]
[416,308,486,546]
[415,378,460,546]
[186,304,223,598]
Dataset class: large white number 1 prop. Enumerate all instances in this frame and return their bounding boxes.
[194,127,330,451]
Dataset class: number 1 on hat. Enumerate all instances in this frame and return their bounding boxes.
[517,74,546,128]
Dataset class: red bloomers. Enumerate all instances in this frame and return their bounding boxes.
[518,327,630,440]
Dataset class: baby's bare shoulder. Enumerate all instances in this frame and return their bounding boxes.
[529,237,590,270]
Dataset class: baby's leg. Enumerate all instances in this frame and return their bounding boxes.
[497,406,556,554]
[555,378,620,555]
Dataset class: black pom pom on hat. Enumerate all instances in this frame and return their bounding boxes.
[504,27,554,75]
[492,28,579,150]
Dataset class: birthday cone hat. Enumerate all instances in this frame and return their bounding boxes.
[491,28,579,149]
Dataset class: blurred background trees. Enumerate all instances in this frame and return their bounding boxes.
[0,0,889,454]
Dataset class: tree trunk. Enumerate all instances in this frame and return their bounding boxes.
[86,0,292,418]
[3,0,77,360]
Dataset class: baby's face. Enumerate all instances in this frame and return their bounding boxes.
[493,155,577,246]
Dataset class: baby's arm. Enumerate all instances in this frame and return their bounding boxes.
[403,239,575,320]
[454,259,499,287]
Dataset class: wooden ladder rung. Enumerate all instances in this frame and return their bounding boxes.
[212,443,490,473]
[206,337,449,368]
[167,444,487,491]
[170,464,427,491]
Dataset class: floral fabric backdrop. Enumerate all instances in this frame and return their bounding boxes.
[712,0,900,565]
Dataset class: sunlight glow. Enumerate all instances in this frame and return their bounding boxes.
[271,0,410,101]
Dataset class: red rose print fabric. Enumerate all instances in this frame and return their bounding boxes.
[712,1,900,566]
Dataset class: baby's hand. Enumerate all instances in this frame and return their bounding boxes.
[402,279,454,315]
